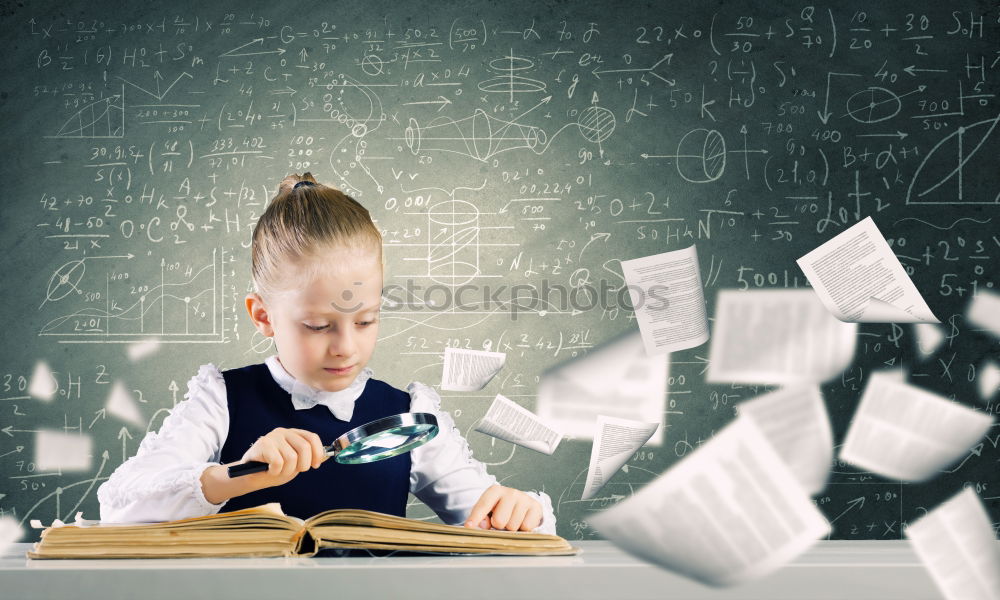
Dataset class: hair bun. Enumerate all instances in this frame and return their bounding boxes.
[293,181,316,190]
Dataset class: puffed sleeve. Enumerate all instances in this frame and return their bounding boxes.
[97,363,230,523]
[406,381,557,535]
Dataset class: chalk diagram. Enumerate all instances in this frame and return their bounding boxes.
[641,127,767,183]
[477,50,547,102]
[324,76,389,194]
[403,97,616,163]
[37,250,224,341]
[49,85,125,139]
[906,113,1000,205]
[845,87,902,123]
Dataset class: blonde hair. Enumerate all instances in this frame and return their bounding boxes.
[251,172,383,300]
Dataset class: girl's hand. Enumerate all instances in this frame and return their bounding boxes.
[237,427,327,489]
[464,485,543,532]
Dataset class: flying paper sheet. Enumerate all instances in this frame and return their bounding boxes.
[966,290,1000,338]
[126,338,161,362]
[620,245,710,356]
[34,429,93,472]
[839,372,993,482]
[736,386,832,496]
[537,330,667,445]
[707,289,857,385]
[106,380,144,427]
[474,394,562,455]
[977,360,1000,403]
[797,217,939,323]
[28,360,58,402]
[582,416,659,500]
[588,417,831,587]
[905,488,1000,600]
[441,347,506,392]
[0,517,23,556]
[913,323,945,360]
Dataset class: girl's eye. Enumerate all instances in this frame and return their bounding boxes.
[358,321,375,327]
[305,324,327,331]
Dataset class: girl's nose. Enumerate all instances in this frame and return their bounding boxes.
[328,326,357,357]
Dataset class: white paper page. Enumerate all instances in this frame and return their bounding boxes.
[840,373,994,481]
[620,245,710,355]
[905,488,1000,600]
[537,331,667,445]
[796,217,940,323]
[736,386,832,495]
[588,417,831,587]
[707,289,857,385]
[474,394,562,455]
[582,416,659,500]
[913,323,946,360]
[440,347,506,392]
[34,429,92,472]
[0,516,23,556]
[967,290,1000,338]
[551,329,643,398]
[106,380,144,427]
[977,360,1000,403]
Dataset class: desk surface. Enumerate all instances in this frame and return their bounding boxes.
[0,540,970,600]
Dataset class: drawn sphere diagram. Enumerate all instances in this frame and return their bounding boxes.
[845,86,902,123]
[676,128,727,183]
[477,53,547,101]
[576,105,616,144]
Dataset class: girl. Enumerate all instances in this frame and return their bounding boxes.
[97,173,555,534]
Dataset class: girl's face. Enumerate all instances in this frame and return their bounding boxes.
[245,247,383,392]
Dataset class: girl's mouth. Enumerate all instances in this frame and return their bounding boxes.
[324,365,354,375]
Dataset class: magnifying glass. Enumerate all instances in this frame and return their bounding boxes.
[227,412,439,478]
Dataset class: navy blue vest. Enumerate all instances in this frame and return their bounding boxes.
[219,363,412,519]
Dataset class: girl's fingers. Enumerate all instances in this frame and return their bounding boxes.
[465,485,503,529]
[299,430,326,469]
[522,503,542,531]
[261,444,283,476]
[276,441,298,478]
[490,494,516,531]
[507,500,530,532]
[285,434,313,473]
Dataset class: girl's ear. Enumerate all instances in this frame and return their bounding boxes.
[245,293,275,337]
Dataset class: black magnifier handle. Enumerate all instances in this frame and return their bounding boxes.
[227,460,270,477]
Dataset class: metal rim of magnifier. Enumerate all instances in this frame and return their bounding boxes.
[328,412,438,464]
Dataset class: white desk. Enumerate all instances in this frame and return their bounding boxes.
[0,540,967,599]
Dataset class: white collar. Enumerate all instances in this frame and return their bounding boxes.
[264,355,373,422]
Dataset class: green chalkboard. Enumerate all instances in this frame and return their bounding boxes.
[1,0,997,544]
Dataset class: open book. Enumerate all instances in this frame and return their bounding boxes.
[27,503,579,559]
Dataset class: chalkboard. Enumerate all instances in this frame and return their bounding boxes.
[1,0,997,543]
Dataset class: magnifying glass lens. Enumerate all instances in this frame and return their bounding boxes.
[336,423,437,464]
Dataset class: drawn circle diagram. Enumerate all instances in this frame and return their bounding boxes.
[676,128,726,183]
[46,260,87,302]
[907,113,1000,205]
[427,199,482,286]
[478,55,547,96]
[845,87,901,123]
[576,106,616,144]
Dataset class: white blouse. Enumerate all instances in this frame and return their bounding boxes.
[96,356,556,534]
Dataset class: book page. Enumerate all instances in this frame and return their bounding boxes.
[588,417,831,587]
[620,245,710,355]
[707,289,857,385]
[582,416,659,500]
[840,372,994,482]
[796,217,939,323]
[905,488,1000,600]
[474,393,562,454]
[440,347,506,392]
[537,330,667,445]
[736,386,832,496]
